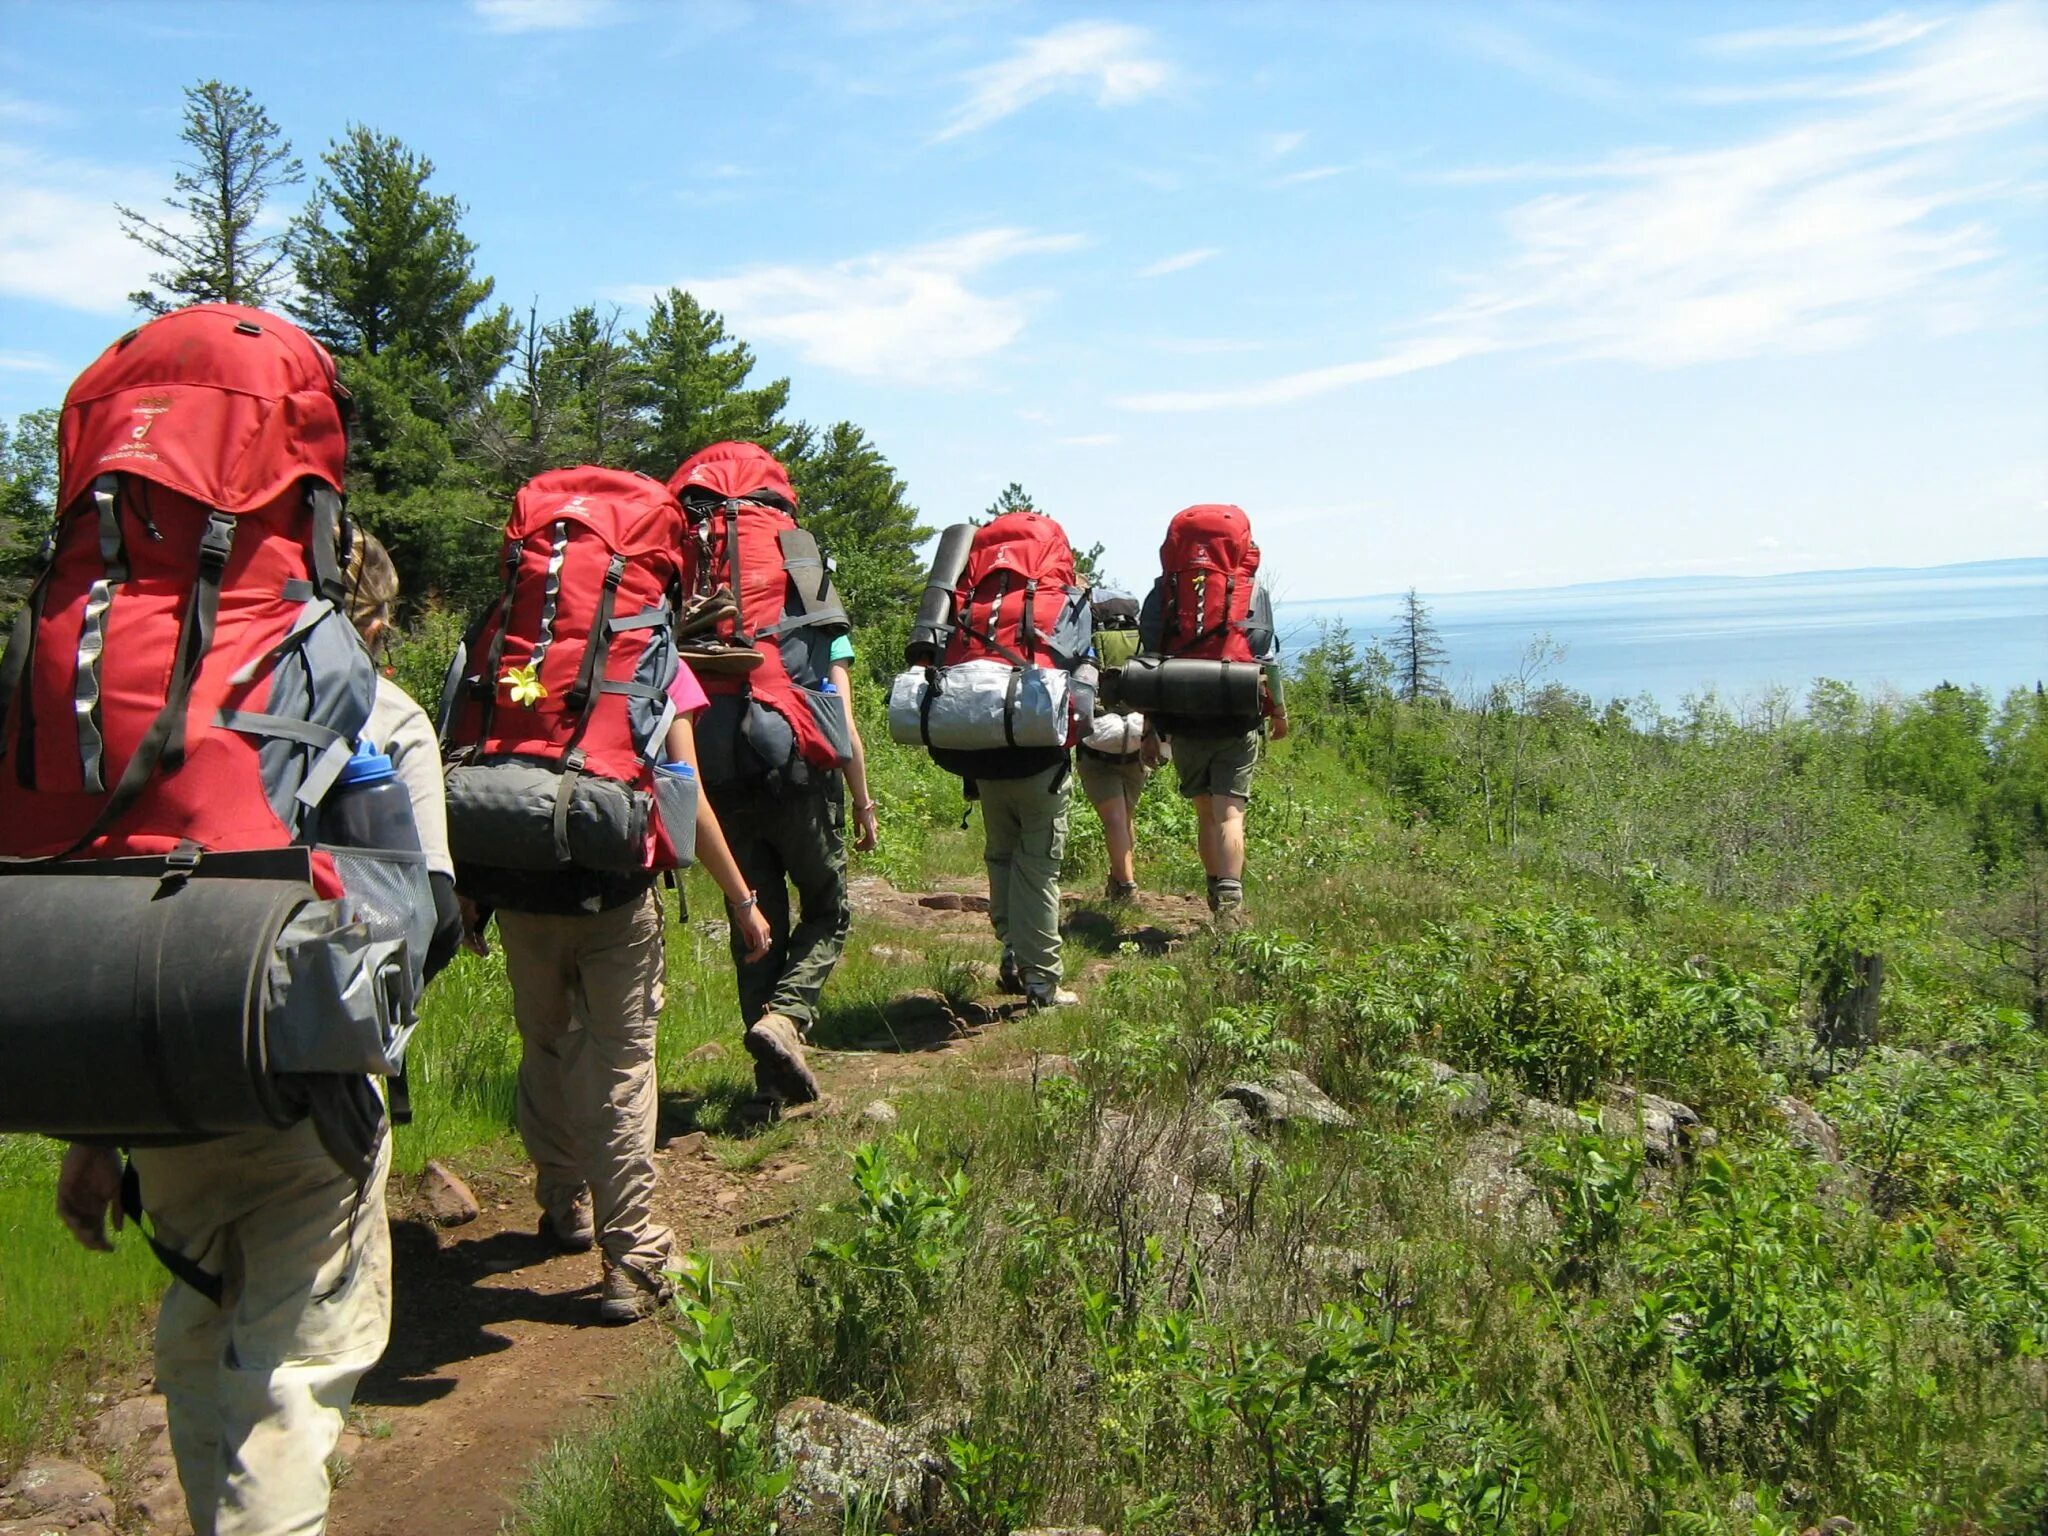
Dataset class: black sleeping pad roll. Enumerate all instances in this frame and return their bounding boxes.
[908,522,977,663]
[0,855,309,1138]
[1115,655,1263,721]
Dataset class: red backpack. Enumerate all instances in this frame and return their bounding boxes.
[0,303,366,885]
[945,510,1079,670]
[0,305,435,1143]
[669,441,850,787]
[439,467,695,872]
[1157,503,1261,664]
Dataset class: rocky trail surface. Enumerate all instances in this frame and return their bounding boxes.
[4,879,1209,1536]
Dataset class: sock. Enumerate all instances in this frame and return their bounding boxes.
[1212,877,1244,911]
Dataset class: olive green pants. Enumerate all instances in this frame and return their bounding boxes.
[712,779,850,1032]
[977,762,1072,992]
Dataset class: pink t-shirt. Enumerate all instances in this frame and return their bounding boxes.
[667,661,709,718]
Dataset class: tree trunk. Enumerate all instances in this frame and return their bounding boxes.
[1817,951,1883,1051]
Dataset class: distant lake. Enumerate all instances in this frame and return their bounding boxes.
[1277,559,2048,710]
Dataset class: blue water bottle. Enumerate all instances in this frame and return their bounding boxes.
[327,741,421,850]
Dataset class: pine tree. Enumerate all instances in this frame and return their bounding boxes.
[983,481,1034,519]
[117,80,303,315]
[627,290,789,476]
[786,421,931,631]
[0,409,59,620]
[1390,587,1449,703]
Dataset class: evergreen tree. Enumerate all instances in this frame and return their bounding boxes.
[116,80,303,315]
[785,421,930,631]
[0,409,59,619]
[984,481,1034,519]
[543,304,640,467]
[627,290,789,477]
[1390,587,1449,703]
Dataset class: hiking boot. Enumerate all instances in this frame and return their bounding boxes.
[997,949,1027,996]
[675,637,763,676]
[540,1189,595,1254]
[1106,878,1138,903]
[744,1012,821,1105]
[598,1256,675,1325]
[1210,902,1249,935]
[675,586,739,639]
[1026,984,1080,1011]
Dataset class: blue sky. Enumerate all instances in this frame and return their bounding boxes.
[1,0,2043,602]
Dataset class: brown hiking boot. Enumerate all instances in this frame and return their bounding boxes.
[676,638,764,676]
[744,1012,821,1105]
[599,1255,675,1325]
[675,586,739,639]
[1106,878,1138,903]
[540,1189,594,1253]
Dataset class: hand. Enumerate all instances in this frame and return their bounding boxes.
[56,1145,123,1253]
[1269,712,1291,743]
[458,894,491,957]
[853,799,879,853]
[1141,736,1164,769]
[731,898,773,962]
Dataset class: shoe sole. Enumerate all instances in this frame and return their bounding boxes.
[598,1299,653,1325]
[744,1026,821,1103]
[543,1227,595,1255]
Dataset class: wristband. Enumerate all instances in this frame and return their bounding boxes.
[856,799,879,814]
[730,891,759,913]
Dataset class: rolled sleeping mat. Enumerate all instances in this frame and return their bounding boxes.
[887,660,1074,751]
[444,758,652,872]
[0,857,408,1138]
[1115,655,1263,721]
[907,522,977,663]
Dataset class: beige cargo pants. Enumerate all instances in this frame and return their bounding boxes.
[131,1117,392,1536]
[497,889,676,1279]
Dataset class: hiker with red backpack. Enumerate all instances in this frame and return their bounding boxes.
[666,442,870,1117]
[3,304,453,1536]
[439,466,771,1323]
[1125,503,1289,930]
[889,507,1098,1008]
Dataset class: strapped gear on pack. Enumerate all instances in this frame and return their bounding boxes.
[1091,591,1142,710]
[439,466,698,875]
[1125,503,1268,731]
[669,442,852,793]
[888,511,1090,756]
[0,304,428,1142]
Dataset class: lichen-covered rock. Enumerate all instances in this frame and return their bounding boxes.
[1601,1087,1706,1165]
[1410,1058,1492,1126]
[859,1100,899,1128]
[770,1397,943,1532]
[1453,1134,1556,1243]
[1515,1095,1586,1135]
[1220,1069,1353,1128]
[0,1458,117,1528]
[1772,1095,1843,1163]
[89,1394,168,1456]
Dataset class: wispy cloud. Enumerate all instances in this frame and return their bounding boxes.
[1124,3,2048,412]
[1275,163,1350,188]
[621,229,1086,382]
[1137,247,1219,279]
[1263,130,1307,159]
[1453,19,1629,104]
[0,350,59,373]
[0,143,158,315]
[0,92,65,127]
[934,21,1171,142]
[471,0,620,34]
[1704,11,1946,57]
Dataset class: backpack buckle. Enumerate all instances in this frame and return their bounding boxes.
[198,513,236,571]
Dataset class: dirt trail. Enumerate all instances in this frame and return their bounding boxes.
[327,882,1209,1536]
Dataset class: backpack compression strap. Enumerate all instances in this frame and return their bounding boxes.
[551,553,628,864]
[121,1160,225,1307]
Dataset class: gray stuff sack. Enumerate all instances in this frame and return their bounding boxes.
[443,757,652,873]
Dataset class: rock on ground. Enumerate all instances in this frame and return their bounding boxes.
[89,1394,168,1457]
[1773,1095,1843,1163]
[858,1100,899,1128]
[1515,1095,1586,1135]
[769,1397,944,1533]
[1409,1058,1492,1126]
[1219,1068,1353,1128]
[420,1161,480,1227]
[1600,1088,1709,1165]
[1453,1134,1556,1244]
[1012,1529,1108,1535]
[0,1458,117,1529]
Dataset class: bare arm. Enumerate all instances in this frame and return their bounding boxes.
[830,660,878,852]
[663,713,772,960]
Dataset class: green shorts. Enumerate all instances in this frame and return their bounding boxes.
[1171,729,1260,801]
[1077,748,1148,809]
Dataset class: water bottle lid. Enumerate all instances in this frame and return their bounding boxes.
[658,760,696,778]
[340,740,395,785]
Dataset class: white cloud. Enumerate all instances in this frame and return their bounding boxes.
[1275,163,1349,188]
[1126,3,2048,411]
[0,143,159,314]
[1263,130,1307,159]
[0,351,60,373]
[471,0,619,34]
[1705,12,1946,57]
[1137,247,1219,278]
[624,228,1086,381]
[935,21,1171,141]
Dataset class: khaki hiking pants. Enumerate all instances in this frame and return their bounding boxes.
[978,761,1072,992]
[714,777,851,1032]
[132,1118,392,1536]
[497,889,675,1278]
